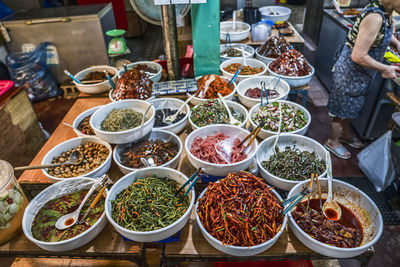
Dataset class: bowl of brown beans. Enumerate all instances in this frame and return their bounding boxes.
[72,106,102,137]
[41,136,112,183]
[113,129,182,174]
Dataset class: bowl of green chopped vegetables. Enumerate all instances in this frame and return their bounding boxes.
[256,133,328,191]
[90,99,155,144]
[189,100,248,130]
[249,100,311,140]
[105,167,195,242]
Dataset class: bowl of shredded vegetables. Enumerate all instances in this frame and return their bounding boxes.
[256,133,328,191]
[287,178,383,258]
[90,99,155,144]
[185,124,258,177]
[220,43,255,62]
[72,106,102,137]
[237,76,290,109]
[189,100,248,130]
[105,167,195,242]
[220,58,267,83]
[22,177,108,251]
[191,75,237,106]
[249,100,311,139]
[113,129,183,174]
[196,171,287,256]
[148,98,189,134]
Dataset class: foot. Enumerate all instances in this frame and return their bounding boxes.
[339,136,364,149]
[324,140,351,160]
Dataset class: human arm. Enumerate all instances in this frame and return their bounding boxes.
[351,13,399,79]
[390,35,400,52]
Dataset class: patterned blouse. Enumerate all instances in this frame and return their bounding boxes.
[345,0,392,48]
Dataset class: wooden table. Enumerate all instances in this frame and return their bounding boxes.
[10,97,374,266]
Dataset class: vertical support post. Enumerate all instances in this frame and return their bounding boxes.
[191,1,220,76]
[161,5,181,80]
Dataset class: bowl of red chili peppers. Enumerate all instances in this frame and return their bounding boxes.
[220,58,267,83]
[113,129,182,175]
[287,178,383,258]
[196,171,287,256]
[191,75,237,106]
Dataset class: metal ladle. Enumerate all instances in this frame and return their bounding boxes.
[14,150,83,171]
[322,153,342,221]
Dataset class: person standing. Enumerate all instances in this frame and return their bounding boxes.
[325,0,400,159]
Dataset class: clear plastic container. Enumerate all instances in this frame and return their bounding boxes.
[251,22,272,42]
[0,160,28,244]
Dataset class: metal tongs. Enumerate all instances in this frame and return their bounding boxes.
[177,168,203,197]
[282,174,315,215]
[238,121,266,149]
[78,175,113,224]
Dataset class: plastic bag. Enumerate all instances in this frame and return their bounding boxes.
[358,131,399,192]
[6,42,60,102]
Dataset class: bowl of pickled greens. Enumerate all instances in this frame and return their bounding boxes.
[105,167,194,242]
[189,100,248,130]
[249,100,311,139]
[90,99,155,144]
[256,133,328,191]
[220,44,254,62]
[22,178,108,251]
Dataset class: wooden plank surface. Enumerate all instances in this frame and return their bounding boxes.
[387,92,400,107]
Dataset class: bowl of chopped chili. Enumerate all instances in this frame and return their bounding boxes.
[287,178,383,258]
[196,171,287,256]
[220,58,267,83]
[72,105,102,137]
[22,177,108,251]
[237,76,290,109]
[256,133,328,191]
[191,75,237,106]
[249,100,311,139]
[105,167,195,242]
[73,65,118,94]
[113,129,183,175]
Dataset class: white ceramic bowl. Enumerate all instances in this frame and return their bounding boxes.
[196,184,287,256]
[220,43,255,62]
[189,100,249,130]
[237,76,290,109]
[148,98,189,134]
[267,62,315,88]
[73,65,118,94]
[105,167,195,242]
[109,89,155,102]
[41,136,112,183]
[256,134,328,191]
[72,106,102,137]
[113,129,183,175]
[220,58,267,84]
[255,47,276,65]
[260,6,291,23]
[22,178,108,251]
[249,100,311,139]
[185,124,258,176]
[90,99,155,144]
[190,75,237,106]
[117,61,162,82]
[220,21,251,42]
[287,178,383,258]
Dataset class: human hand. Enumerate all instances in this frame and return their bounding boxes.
[381,65,400,79]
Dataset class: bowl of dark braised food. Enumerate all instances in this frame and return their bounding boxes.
[111,68,154,101]
[72,106,102,137]
[73,65,118,94]
[113,129,183,174]
[287,178,383,258]
[117,61,162,82]
[256,36,291,65]
[267,49,314,87]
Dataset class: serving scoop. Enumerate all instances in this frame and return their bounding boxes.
[14,150,83,171]
[322,153,342,221]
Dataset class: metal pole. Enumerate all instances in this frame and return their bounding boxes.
[161,5,181,80]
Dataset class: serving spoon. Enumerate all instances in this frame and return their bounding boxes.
[218,93,241,126]
[14,150,83,171]
[163,94,194,124]
[322,153,342,221]
[272,102,283,155]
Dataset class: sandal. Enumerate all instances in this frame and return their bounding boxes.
[324,143,351,160]
[339,137,364,149]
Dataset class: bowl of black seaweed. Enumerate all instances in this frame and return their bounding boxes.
[22,177,107,251]
[256,133,328,191]
[148,98,189,134]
